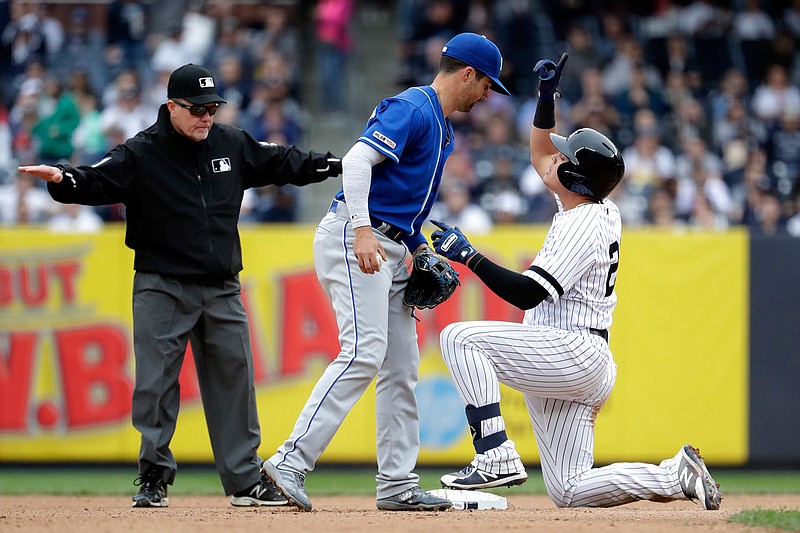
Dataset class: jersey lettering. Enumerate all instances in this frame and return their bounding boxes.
[605,241,619,297]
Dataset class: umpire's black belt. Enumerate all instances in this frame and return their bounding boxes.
[329,200,406,243]
[589,328,609,342]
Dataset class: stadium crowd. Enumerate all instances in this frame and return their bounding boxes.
[1,0,800,237]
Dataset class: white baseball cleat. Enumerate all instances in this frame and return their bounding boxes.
[441,463,527,490]
[677,444,722,510]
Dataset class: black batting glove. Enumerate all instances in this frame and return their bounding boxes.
[534,53,568,102]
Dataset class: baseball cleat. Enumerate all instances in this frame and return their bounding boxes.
[261,460,312,511]
[677,444,722,510]
[440,464,528,490]
[376,485,453,511]
[131,469,169,508]
[230,478,289,507]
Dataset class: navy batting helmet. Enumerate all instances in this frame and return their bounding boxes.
[549,128,624,199]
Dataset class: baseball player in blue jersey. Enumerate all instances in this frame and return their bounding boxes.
[261,33,509,512]
[431,54,722,510]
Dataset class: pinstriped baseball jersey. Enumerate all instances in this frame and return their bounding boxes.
[439,197,694,507]
[524,198,620,332]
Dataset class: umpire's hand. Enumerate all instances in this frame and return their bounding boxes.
[18,165,64,183]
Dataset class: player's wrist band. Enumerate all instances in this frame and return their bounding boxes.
[533,100,555,129]
[467,252,485,271]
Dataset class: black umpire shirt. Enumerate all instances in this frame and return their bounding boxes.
[48,104,341,281]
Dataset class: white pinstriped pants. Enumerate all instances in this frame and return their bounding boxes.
[440,321,685,507]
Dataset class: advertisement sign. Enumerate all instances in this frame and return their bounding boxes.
[0,226,748,465]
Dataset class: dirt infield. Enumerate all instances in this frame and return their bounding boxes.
[3,495,799,532]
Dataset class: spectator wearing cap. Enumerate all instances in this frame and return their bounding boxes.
[17,62,342,509]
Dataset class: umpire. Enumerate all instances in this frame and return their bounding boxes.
[18,63,342,508]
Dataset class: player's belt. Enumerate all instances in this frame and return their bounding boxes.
[589,328,609,342]
[329,200,406,243]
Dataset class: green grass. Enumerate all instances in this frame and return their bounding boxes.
[730,509,800,531]
[1,465,798,497]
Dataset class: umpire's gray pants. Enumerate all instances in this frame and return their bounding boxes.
[131,272,262,495]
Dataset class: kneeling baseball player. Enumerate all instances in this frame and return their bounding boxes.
[431,53,722,510]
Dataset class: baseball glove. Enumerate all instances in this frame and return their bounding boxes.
[403,249,460,309]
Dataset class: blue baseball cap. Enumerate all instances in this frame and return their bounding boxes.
[441,33,510,95]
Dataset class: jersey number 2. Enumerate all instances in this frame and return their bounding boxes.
[605,241,620,297]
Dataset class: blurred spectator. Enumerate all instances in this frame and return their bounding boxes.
[653,34,703,94]
[100,70,155,142]
[477,149,527,224]
[9,76,43,165]
[765,107,800,199]
[314,0,354,114]
[0,169,56,224]
[429,178,492,234]
[645,184,680,228]
[214,54,252,111]
[613,61,667,131]
[594,11,632,66]
[1,7,46,79]
[619,109,677,223]
[732,0,775,86]
[150,24,201,75]
[396,0,467,86]
[570,67,619,137]
[748,190,788,236]
[664,96,713,149]
[558,22,604,104]
[688,192,729,231]
[51,8,105,94]
[708,68,750,123]
[674,160,733,222]
[712,99,765,162]
[31,74,80,165]
[250,100,302,146]
[679,0,733,90]
[601,37,661,99]
[106,0,148,75]
[72,93,107,165]
[248,4,300,82]
[47,203,103,233]
[751,63,800,126]
[729,152,771,225]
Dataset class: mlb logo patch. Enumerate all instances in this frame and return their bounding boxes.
[199,77,215,88]
[212,158,231,172]
[372,131,396,149]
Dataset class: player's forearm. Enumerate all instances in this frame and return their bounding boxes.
[530,100,556,172]
[342,142,384,228]
[469,253,548,310]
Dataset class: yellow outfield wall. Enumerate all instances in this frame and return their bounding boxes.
[0,225,748,466]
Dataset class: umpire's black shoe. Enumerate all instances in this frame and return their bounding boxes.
[440,464,528,490]
[132,468,169,508]
[376,486,452,511]
[677,444,722,510]
[231,478,289,507]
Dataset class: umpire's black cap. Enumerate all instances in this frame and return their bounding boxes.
[167,64,226,105]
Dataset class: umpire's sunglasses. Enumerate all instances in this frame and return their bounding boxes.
[173,100,220,117]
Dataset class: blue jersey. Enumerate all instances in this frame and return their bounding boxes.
[336,85,455,250]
